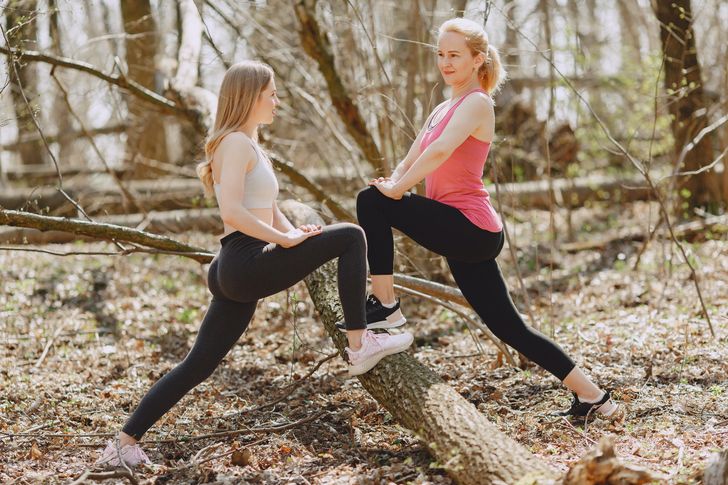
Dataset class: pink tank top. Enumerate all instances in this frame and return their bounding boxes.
[420,89,503,232]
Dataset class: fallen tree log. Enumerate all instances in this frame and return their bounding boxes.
[279,200,559,485]
[488,173,651,210]
[560,214,728,252]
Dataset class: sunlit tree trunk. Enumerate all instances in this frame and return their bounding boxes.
[5,0,47,166]
[653,0,725,208]
[121,0,168,175]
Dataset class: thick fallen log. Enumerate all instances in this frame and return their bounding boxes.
[560,214,728,252]
[0,178,203,215]
[488,173,651,210]
[279,200,559,485]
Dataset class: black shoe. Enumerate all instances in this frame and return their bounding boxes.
[336,295,407,332]
[556,390,616,418]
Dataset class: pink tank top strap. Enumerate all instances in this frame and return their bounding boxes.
[429,88,488,133]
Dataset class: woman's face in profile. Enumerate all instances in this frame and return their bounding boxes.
[254,78,279,125]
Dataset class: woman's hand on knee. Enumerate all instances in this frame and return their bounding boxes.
[279,226,322,248]
[370,179,404,200]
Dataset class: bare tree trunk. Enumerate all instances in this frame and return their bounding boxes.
[164,0,214,164]
[653,0,724,208]
[403,0,421,140]
[121,0,169,174]
[4,0,47,166]
[453,0,467,17]
[617,0,642,65]
[48,0,73,162]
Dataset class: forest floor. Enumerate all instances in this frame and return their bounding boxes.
[1,200,727,484]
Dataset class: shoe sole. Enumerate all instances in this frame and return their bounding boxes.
[337,309,407,332]
[348,335,413,377]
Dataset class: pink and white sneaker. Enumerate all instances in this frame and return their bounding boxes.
[95,440,151,467]
[346,330,413,376]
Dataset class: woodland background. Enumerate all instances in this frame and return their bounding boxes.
[0,0,727,484]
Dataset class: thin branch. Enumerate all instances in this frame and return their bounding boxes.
[491,3,715,337]
[50,70,147,215]
[69,469,138,485]
[0,45,205,132]
[0,244,214,260]
[269,153,355,222]
[0,24,90,221]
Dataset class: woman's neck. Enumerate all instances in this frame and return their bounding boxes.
[450,78,482,100]
[238,123,258,140]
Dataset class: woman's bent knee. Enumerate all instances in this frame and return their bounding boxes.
[356,186,385,211]
[332,222,366,247]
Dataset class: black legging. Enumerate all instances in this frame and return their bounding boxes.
[357,186,575,380]
[122,223,367,439]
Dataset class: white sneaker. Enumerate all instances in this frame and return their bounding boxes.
[95,439,151,467]
[346,330,413,377]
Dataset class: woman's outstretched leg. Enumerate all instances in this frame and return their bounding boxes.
[447,257,618,417]
[96,296,256,465]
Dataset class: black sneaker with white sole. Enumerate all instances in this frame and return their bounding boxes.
[336,294,407,332]
[555,390,621,420]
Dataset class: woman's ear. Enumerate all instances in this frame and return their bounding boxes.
[474,51,486,71]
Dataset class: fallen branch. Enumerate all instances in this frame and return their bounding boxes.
[69,469,138,485]
[0,209,212,263]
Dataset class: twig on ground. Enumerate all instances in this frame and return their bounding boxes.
[559,417,597,446]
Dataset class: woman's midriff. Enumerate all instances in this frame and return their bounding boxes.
[220,208,274,239]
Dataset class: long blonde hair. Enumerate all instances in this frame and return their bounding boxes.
[439,18,506,95]
[197,61,274,197]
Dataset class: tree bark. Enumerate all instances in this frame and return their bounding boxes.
[653,0,724,208]
[48,0,74,162]
[704,450,728,485]
[164,0,214,164]
[292,0,386,175]
[4,0,47,166]
[279,200,559,485]
[121,0,169,172]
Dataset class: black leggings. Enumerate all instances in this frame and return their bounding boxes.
[122,223,367,439]
[357,186,575,380]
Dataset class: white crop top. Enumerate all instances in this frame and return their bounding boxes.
[213,141,279,209]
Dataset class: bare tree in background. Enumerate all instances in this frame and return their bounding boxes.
[653,0,725,209]
[5,0,47,166]
[121,0,169,174]
[48,0,73,162]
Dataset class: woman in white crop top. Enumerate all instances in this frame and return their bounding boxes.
[95,61,413,467]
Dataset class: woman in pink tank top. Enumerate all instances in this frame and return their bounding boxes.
[356,18,620,419]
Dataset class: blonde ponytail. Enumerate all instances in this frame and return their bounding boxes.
[478,45,505,95]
